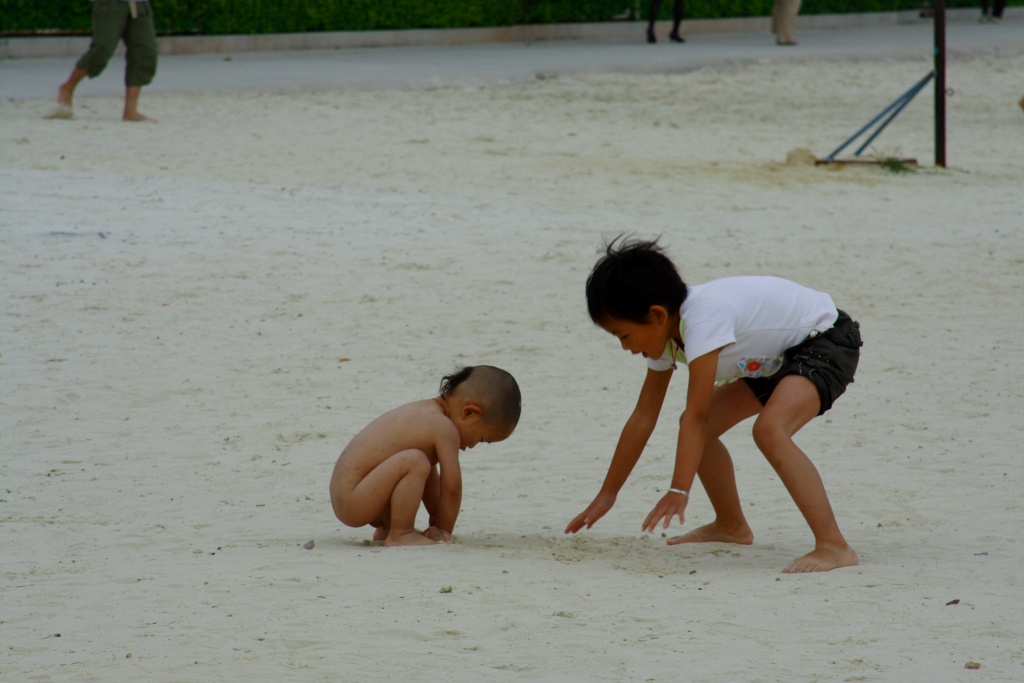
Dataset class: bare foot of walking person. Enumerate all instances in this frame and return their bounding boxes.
[123,86,156,122]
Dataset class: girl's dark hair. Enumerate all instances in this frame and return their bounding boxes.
[585,235,687,324]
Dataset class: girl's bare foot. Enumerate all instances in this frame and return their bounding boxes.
[666,520,754,546]
[784,544,858,573]
[372,527,388,542]
[384,530,436,547]
[123,111,156,122]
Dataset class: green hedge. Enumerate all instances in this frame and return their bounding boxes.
[0,0,1001,36]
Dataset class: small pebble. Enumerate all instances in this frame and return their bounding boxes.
[303,540,315,550]
[439,586,453,593]
[964,661,981,670]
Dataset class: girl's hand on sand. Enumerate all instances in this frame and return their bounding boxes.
[642,493,687,534]
[565,492,616,533]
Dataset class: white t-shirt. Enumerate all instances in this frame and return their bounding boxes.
[646,276,838,382]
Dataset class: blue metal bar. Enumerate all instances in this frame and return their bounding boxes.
[823,98,906,162]
[823,71,935,162]
[854,72,935,156]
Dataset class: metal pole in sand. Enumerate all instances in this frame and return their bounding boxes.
[934,0,947,167]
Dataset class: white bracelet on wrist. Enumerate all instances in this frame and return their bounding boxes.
[668,487,689,497]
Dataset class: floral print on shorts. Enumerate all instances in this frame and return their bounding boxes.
[736,356,783,378]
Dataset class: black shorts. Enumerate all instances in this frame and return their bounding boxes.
[742,310,862,416]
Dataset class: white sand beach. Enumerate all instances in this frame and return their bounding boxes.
[2,20,1024,682]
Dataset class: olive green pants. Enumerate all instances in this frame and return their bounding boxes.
[76,1,158,87]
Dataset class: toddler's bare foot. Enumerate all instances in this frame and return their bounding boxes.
[423,526,452,543]
[384,530,436,547]
[372,527,388,542]
[666,520,753,546]
[123,111,156,122]
[784,544,858,573]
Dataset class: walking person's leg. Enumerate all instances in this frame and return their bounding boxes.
[122,1,159,121]
[48,0,128,118]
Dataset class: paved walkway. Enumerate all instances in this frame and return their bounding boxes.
[1,12,1021,100]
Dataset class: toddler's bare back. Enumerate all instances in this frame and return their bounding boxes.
[332,398,454,485]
